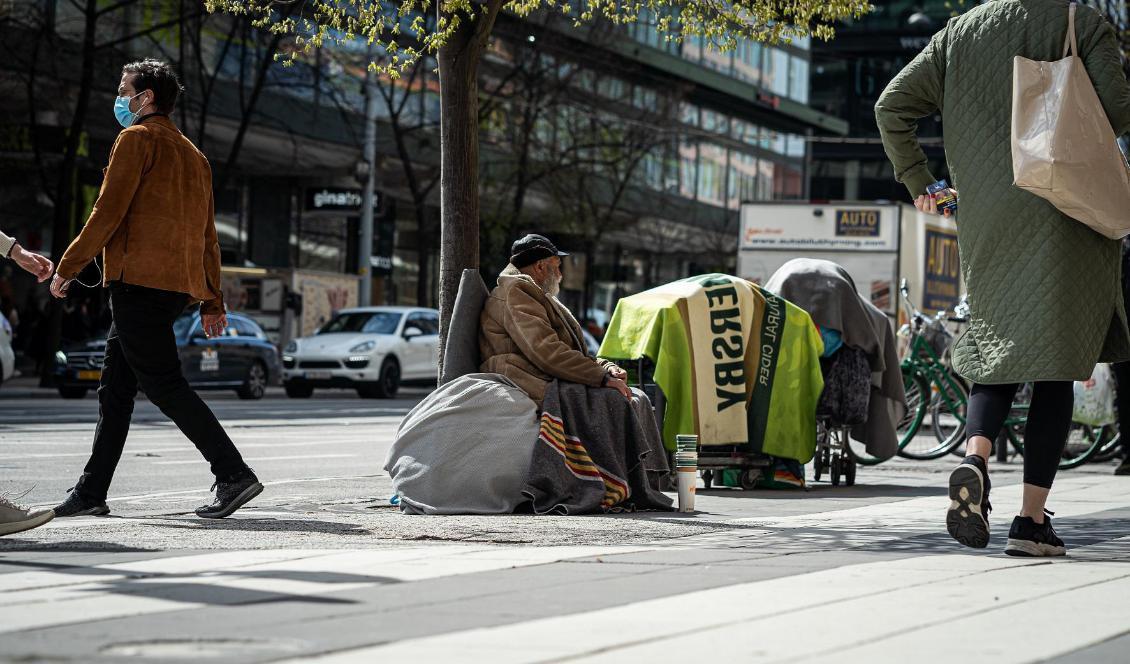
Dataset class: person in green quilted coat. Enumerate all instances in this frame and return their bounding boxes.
[877,0,1130,556]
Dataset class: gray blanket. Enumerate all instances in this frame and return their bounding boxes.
[766,258,906,460]
[523,381,673,515]
[384,373,539,515]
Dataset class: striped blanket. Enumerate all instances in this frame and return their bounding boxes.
[523,380,673,515]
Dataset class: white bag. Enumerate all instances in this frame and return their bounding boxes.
[1072,364,1116,426]
[1011,3,1130,239]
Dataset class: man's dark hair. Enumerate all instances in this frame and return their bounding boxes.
[122,59,184,114]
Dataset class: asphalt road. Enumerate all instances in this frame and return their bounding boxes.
[0,382,429,513]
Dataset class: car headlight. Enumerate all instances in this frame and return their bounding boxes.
[55,351,67,364]
[284,340,298,353]
[349,340,377,354]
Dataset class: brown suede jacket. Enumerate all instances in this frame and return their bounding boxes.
[480,264,619,405]
[57,115,224,314]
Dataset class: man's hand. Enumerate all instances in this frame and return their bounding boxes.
[202,312,228,338]
[49,274,72,299]
[607,365,627,381]
[914,188,957,218]
[604,376,633,400]
[10,244,53,282]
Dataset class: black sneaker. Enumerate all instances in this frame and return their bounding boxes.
[946,455,992,548]
[1115,458,1130,476]
[1005,512,1067,557]
[195,472,262,519]
[53,489,110,517]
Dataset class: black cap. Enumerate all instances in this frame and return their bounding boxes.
[510,234,568,268]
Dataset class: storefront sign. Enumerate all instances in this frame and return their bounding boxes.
[304,187,379,212]
[835,209,881,238]
[740,203,899,252]
[924,225,961,312]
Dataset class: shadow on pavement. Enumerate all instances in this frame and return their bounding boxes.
[0,540,157,553]
[694,484,945,501]
[150,517,373,536]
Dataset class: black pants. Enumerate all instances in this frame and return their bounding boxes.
[1111,362,1130,457]
[966,381,1073,489]
[74,282,249,501]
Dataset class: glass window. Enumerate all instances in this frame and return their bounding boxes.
[680,102,699,126]
[764,48,790,97]
[319,311,402,335]
[632,86,657,111]
[679,141,698,199]
[733,39,761,83]
[233,317,263,338]
[789,57,810,103]
[786,134,806,159]
[406,313,439,335]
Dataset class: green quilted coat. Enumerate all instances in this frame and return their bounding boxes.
[877,0,1130,383]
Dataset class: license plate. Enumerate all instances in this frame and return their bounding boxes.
[77,370,101,381]
[306,371,332,380]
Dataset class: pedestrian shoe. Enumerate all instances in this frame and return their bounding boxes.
[1115,458,1130,476]
[0,495,55,536]
[946,455,992,549]
[1005,511,1067,557]
[53,488,110,517]
[195,472,262,519]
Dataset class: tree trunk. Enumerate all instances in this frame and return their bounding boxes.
[435,1,503,372]
[42,0,98,386]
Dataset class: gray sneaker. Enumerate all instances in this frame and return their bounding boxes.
[0,495,55,536]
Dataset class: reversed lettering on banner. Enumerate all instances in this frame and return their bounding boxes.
[747,287,783,453]
[683,276,756,445]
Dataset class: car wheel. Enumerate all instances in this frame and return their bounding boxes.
[58,386,89,399]
[359,358,399,399]
[237,361,268,400]
[284,382,314,398]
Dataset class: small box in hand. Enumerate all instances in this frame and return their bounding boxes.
[927,179,957,214]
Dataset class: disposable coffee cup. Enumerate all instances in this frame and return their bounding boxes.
[677,468,696,512]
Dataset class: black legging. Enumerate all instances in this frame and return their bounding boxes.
[966,381,1074,489]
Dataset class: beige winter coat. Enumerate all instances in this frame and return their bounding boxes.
[480,264,619,405]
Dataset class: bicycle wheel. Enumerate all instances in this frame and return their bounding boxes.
[896,367,929,451]
[1091,426,1123,463]
[1011,421,1108,470]
[900,374,968,460]
[931,371,969,448]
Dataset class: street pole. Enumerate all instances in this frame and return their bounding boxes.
[358,63,378,307]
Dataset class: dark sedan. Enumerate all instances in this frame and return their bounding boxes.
[55,311,282,400]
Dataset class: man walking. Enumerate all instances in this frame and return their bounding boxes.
[49,59,261,519]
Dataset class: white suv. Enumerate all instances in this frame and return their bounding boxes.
[282,306,439,399]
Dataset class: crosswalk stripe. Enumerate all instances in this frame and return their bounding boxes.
[285,552,1129,663]
[0,545,649,635]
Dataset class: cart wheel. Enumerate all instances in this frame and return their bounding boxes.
[701,470,713,490]
[740,468,759,490]
[845,455,857,487]
[831,456,842,487]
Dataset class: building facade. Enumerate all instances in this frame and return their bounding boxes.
[0,1,845,361]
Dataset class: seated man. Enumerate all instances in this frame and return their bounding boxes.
[481,234,671,514]
[480,234,631,406]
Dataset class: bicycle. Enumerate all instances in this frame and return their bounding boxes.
[896,280,1108,469]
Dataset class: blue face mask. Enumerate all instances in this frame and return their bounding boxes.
[113,92,143,128]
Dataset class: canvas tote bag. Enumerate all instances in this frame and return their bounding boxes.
[1011,2,1130,239]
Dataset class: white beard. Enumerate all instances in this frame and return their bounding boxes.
[540,277,561,297]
